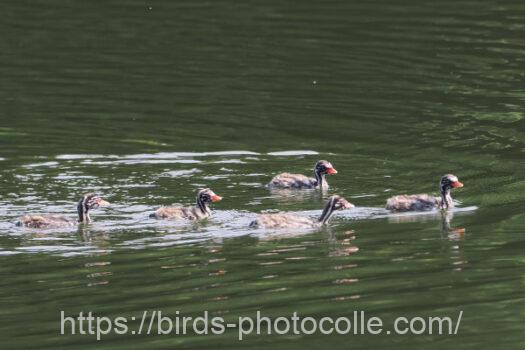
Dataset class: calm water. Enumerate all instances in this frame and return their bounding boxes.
[1,0,524,349]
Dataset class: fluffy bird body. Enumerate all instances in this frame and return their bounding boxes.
[386,174,464,212]
[150,188,222,220]
[16,194,110,228]
[268,160,337,189]
[250,195,353,229]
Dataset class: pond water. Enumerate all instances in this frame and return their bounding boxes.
[0,0,524,349]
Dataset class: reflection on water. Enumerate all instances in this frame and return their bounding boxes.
[268,187,327,204]
[385,207,473,240]
[439,211,467,241]
[328,230,360,257]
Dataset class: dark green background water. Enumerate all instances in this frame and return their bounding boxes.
[1,0,524,349]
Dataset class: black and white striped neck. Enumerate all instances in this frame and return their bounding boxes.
[314,169,327,188]
[196,197,211,216]
[77,195,91,223]
[440,186,453,209]
[318,197,336,224]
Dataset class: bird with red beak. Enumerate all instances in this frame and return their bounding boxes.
[268,160,338,189]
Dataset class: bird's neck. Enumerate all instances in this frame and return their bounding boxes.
[77,202,90,223]
[314,170,327,188]
[196,198,210,216]
[440,187,453,209]
[318,203,335,224]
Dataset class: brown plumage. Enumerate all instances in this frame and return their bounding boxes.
[16,194,110,229]
[250,214,314,229]
[250,195,354,229]
[17,215,75,229]
[150,188,222,220]
[386,174,464,212]
[268,160,337,189]
[386,194,439,212]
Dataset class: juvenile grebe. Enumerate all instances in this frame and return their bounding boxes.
[268,160,337,189]
[250,195,353,229]
[386,174,464,212]
[16,193,110,228]
[150,188,222,220]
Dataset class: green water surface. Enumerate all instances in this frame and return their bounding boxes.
[0,0,524,349]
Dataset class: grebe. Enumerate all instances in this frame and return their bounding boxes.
[16,193,110,228]
[150,188,222,220]
[250,195,353,229]
[268,160,337,189]
[386,174,464,212]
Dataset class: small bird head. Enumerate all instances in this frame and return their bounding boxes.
[315,160,338,176]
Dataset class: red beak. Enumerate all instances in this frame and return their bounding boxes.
[451,181,463,188]
[325,167,338,175]
[211,195,222,202]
